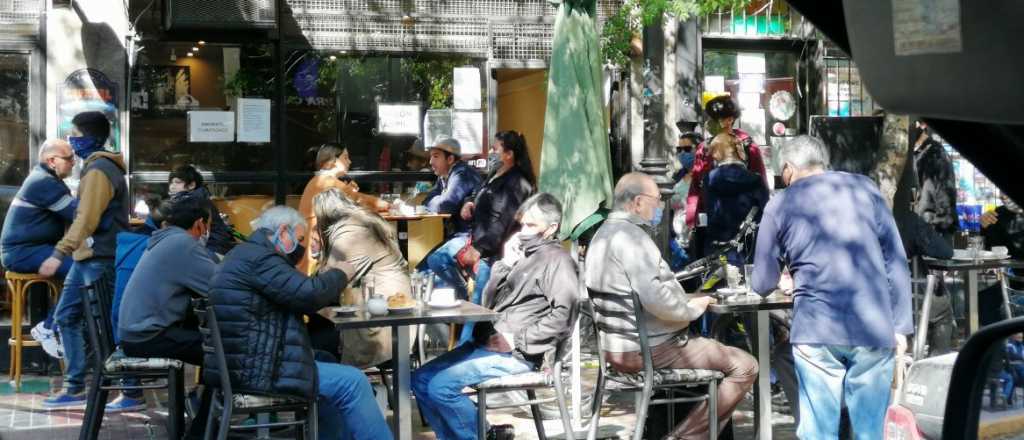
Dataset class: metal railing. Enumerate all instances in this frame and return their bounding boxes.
[701,1,814,39]
[286,0,623,61]
[0,0,42,26]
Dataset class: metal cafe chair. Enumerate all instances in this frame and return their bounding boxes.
[80,270,185,440]
[195,298,318,440]
[466,321,577,440]
[586,290,724,440]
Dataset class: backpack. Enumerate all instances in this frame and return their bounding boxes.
[111,231,150,344]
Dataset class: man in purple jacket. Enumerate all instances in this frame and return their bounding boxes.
[752,135,912,439]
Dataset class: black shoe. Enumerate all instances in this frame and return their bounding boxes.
[487,424,515,440]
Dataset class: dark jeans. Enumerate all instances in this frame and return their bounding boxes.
[122,323,208,439]
[122,325,204,366]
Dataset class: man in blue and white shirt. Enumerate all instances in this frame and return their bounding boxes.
[752,135,913,439]
[1,139,78,358]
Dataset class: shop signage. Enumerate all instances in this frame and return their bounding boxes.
[453,111,484,155]
[378,103,422,135]
[236,98,271,143]
[58,68,120,151]
[188,111,235,142]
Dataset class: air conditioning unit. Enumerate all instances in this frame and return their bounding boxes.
[164,0,276,31]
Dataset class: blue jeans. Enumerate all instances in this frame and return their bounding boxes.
[316,361,392,440]
[411,343,534,440]
[424,235,493,344]
[792,344,895,440]
[54,258,113,393]
[426,234,472,300]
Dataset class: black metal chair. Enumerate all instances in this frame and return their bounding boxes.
[80,269,185,440]
[467,327,577,440]
[585,289,724,440]
[195,298,318,440]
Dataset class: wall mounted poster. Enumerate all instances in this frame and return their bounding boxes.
[424,109,453,147]
[58,68,120,151]
[452,111,483,155]
[236,98,271,143]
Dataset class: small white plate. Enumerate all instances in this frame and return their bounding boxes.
[428,299,462,309]
[716,287,748,296]
[332,306,359,316]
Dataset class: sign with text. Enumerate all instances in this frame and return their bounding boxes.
[188,111,235,143]
[58,69,120,151]
[453,111,483,155]
[236,98,271,143]
[378,104,422,135]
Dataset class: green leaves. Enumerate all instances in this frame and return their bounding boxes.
[600,0,756,67]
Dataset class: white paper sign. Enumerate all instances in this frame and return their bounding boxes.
[737,92,762,111]
[424,109,453,147]
[236,98,271,143]
[705,75,726,93]
[188,111,235,143]
[738,74,765,93]
[453,67,482,110]
[452,111,483,155]
[737,53,766,74]
[378,104,422,135]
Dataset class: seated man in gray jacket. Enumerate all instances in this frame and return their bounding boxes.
[115,195,218,416]
[585,172,757,440]
[412,192,579,439]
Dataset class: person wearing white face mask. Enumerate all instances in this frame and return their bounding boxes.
[412,193,579,440]
[585,172,757,440]
[114,195,219,416]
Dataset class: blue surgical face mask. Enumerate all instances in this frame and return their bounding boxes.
[651,206,664,227]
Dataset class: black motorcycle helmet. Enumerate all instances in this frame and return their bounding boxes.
[705,95,741,121]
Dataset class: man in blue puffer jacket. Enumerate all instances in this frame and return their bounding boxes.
[208,206,391,440]
[1,139,78,359]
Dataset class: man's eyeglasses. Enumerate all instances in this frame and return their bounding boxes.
[638,193,661,200]
[54,154,75,162]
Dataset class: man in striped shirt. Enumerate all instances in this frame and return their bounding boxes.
[1,139,78,359]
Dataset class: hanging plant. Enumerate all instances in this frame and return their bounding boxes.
[601,0,757,67]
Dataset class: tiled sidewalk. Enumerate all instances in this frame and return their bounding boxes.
[0,373,795,440]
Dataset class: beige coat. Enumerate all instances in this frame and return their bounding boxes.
[320,218,410,369]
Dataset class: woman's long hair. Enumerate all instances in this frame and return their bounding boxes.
[493,130,537,188]
[313,188,401,267]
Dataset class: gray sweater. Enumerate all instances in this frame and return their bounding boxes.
[118,226,217,343]
[584,212,704,352]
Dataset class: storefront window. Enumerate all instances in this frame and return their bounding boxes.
[703,50,799,146]
[129,42,276,174]
[284,51,483,174]
[0,52,30,186]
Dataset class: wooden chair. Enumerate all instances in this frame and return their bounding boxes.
[5,271,62,390]
[586,290,724,440]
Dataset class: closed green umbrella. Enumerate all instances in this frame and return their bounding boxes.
[539,0,614,239]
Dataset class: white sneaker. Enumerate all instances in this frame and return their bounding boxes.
[30,322,63,359]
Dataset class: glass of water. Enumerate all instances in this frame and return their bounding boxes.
[968,235,985,261]
[744,264,756,294]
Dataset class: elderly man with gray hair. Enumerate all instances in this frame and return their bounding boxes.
[209,206,391,439]
[750,135,912,439]
[585,172,757,439]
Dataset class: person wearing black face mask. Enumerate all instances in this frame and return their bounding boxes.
[413,193,580,440]
[426,130,536,345]
[209,206,393,439]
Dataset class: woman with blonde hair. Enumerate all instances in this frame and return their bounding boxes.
[702,132,768,264]
[314,187,410,369]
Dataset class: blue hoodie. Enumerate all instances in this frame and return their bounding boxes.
[702,163,769,264]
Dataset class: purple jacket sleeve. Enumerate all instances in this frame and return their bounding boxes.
[752,201,782,296]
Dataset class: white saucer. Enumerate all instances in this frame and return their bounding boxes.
[428,299,462,309]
